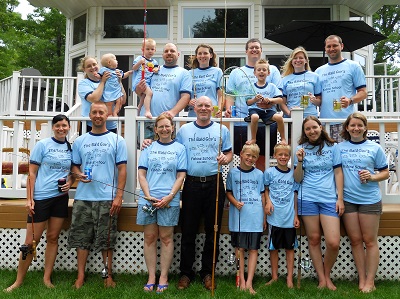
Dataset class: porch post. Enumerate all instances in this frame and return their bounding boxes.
[291,108,303,164]
[9,71,20,117]
[123,106,138,206]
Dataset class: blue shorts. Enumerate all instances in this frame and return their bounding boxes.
[136,204,180,226]
[297,200,339,218]
[248,108,276,125]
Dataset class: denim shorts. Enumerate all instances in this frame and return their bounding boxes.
[297,200,339,218]
[136,204,180,226]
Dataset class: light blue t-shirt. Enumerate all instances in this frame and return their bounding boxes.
[139,65,192,117]
[315,59,366,120]
[98,67,124,103]
[248,82,282,112]
[294,142,341,204]
[337,139,388,204]
[30,137,72,200]
[282,70,321,118]
[264,166,296,228]
[72,131,127,201]
[226,64,282,125]
[138,140,187,207]
[78,78,117,130]
[226,166,265,232]
[188,66,223,117]
[132,56,159,90]
[176,121,232,176]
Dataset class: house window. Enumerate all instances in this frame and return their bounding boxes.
[73,14,86,45]
[183,8,248,38]
[183,55,245,71]
[264,8,331,37]
[350,11,365,21]
[72,55,85,76]
[267,55,327,72]
[104,9,168,38]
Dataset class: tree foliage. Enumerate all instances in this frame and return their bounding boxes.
[0,0,65,79]
[373,5,400,74]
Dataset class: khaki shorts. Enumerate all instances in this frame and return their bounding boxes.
[68,200,118,252]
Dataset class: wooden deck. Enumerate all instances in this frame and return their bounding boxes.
[1,199,399,236]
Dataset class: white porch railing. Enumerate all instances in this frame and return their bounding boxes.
[1,108,399,203]
[0,71,83,117]
[0,71,399,116]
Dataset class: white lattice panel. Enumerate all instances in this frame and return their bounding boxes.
[1,228,399,280]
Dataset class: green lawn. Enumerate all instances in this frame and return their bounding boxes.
[1,270,399,299]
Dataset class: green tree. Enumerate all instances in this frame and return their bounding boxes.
[0,1,65,79]
[0,0,26,77]
[373,5,400,75]
[19,7,66,76]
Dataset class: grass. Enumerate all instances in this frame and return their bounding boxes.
[1,270,399,299]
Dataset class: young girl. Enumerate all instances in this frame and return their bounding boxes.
[226,143,265,295]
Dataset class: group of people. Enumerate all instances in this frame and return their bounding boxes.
[4,34,389,295]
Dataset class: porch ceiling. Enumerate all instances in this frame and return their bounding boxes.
[27,0,174,18]
[28,0,398,18]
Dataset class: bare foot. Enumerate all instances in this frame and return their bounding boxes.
[265,278,278,286]
[73,278,85,289]
[44,280,55,289]
[240,281,246,291]
[3,282,21,293]
[247,286,257,295]
[317,279,327,289]
[361,285,376,293]
[326,279,337,291]
[104,277,116,288]
[286,277,294,288]
[245,139,256,145]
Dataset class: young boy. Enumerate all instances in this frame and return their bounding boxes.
[226,144,265,295]
[246,59,287,145]
[264,144,300,288]
[98,53,132,116]
[132,38,159,118]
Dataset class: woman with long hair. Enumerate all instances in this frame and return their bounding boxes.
[187,44,223,117]
[294,116,344,290]
[338,112,389,293]
[281,47,321,118]
[5,115,74,292]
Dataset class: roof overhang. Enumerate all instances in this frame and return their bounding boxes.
[28,0,397,18]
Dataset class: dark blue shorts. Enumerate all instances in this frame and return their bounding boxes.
[248,108,276,125]
[27,193,69,223]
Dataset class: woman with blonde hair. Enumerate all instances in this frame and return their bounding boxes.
[281,47,321,118]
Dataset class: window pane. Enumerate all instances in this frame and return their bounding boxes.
[71,55,85,76]
[73,14,86,45]
[264,8,330,36]
[218,57,246,70]
[267,55,327,72]
[183,8,248,38]
[104,9,168,38]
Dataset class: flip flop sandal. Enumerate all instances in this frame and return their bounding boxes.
[156,284,168,294]
[144,283,156,292]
